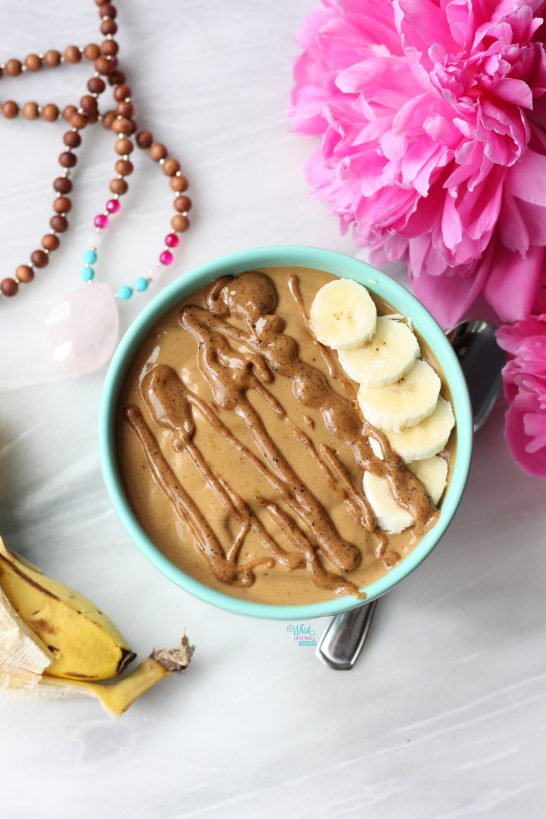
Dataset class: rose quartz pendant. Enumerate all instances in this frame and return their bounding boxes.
[45,283,119,376]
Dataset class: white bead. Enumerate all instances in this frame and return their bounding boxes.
[87,231,104,249]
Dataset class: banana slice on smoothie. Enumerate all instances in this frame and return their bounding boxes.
[337,316,420,387]
[309,278,377,350]
[363,456,448,533]
[384,397,455,462]
[358,359,441,431]
[409,456,448,505]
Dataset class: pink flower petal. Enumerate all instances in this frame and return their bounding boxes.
[506,148,546,205]
[411,246,493,327]
[485,245,544,321]
[493,78,533,109]
[505,392,546,475]
[498,194,530,255]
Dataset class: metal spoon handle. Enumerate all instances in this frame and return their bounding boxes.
[316,600,378,670]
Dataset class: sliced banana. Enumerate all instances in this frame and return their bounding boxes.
[384,397,455,462]
[338,317,420,387]
[358,359,441,431]
[309,278,377,350]
[363,455,448,533]
[408,456,448,505]
[369,436,383,459]
[363,472,413,533]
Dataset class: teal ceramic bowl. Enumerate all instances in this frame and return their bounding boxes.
[99,246,472,620]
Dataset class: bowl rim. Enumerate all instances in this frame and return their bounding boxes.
[99,245,473,620]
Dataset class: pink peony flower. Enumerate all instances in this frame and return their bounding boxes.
[497,313,546,474]
[291,0,546,328]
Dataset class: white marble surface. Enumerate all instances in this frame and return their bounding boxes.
[1,2,545,817]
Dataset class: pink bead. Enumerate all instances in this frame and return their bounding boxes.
[106,199,120,214]
[94,214,109,229]
[165,233,179,248]
[159,250,173,266]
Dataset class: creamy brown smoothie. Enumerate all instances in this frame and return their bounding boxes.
[117,267,456,605]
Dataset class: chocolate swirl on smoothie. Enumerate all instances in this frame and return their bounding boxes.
[123,269,441,600]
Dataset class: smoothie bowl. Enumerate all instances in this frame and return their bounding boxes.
[99,247,472,620]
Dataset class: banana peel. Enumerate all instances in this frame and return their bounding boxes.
[0,540,136,681]
[0,537,194,716]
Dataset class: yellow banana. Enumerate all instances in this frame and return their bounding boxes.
[44,638,194,716]
[0,536,194,715]
[0,538,135,681]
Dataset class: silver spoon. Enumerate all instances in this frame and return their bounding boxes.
[316,320,506,670]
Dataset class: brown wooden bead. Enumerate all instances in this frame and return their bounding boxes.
[99,3,117,19]
[115,159,133,176]
[171,214,190,232]
[68,111,87,130]
[63,130,81,148]
[100,18,117,35]
[50,215,68,232]
[149,143,167,161]
[22,102,39,120]
[80,95,98,114]
[163,158,180,177]
[95,56,113,75]
[115,100,134,118]
[114,84,131,102]
[115,138,133,155]
[174,195,192,213]
[16,265,34,283]
[59,151,77,168]
[88,76,105,94]
[5,59,22,76]
[44,49,61,67]
[64,45,81,64]
[2,101,19,119]
[1,278,18,296]
[101,110,116,129]
[41,234,60,252]
[31,250,48,269]
[87,111,99,125]
[112,117,132,135]
[25,54,42,72]
[109,178,128,195]
[84,43,100,60]
[53,176,73,194]
[100,39,118,56]
[54,196,72,213]
[136,130,153,149]
[108,69,125,86]
[170,175,188,193]
[63,105,78,122]
[42,104,59,122]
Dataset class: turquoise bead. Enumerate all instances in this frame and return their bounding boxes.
[81,266,95,282]
[134,276,149,292]
[83,249,97,265]
[117,285,133,300]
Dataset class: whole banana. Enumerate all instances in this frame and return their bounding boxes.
[0,537,193,715]
[0,538,135,681]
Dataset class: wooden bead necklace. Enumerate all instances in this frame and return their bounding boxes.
[0,0,191,374]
